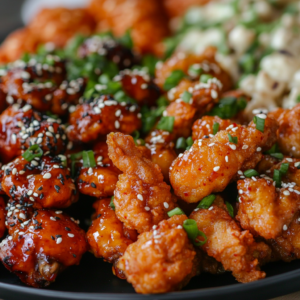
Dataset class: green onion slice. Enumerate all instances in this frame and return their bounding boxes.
[197,194,216,209]
[200,74,213,83]
[176,137,187,149]
[109,196,115,210]
[167,207,185,217]
[163,70,185,91]
[186,137,194,150]
[213,122,220,135]
[253,116,265,133]
[228,133,238,144]
[182,91,192,103]
[188,64,202,77]
[270,153,284,160]
[183,219,207,246]
[244,169,259,178]
[22,145,43,162]
[82,150,96,168]
[225,201,234,218]
[279,163,290,175]
[273,169,282,187]
[157,116,175,132]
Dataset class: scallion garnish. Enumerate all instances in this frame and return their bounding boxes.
[200,74,213,83]
[186,137,194,150]
[163,70,185,91]
[167,207,184,217]
[253,116,265,133]
[197,194,216,209]
[273,169,282,187]
[213,122,220,135]
[244,169,259,178]
[279,163,290,175]
[157,116,175,132]
[82,150,96,168]
[109,196,115,210]
[183,219,207,246]
[176,137,187,149]
[188,64,202,77]
[22,145,43,162]
[225,202,234,218]
[228,133,238,144]
[271,153,284,160]
[70,151,83,178]
[181,91,192,103]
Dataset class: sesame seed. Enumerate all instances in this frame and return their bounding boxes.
[208,143,215,147]
[213,166,220,172]
[18,231,25,236]
[27,190,33,196]
[257,147,262,152]
[238,171,243,175]
[225,156,228,162]
[12,168,17,175]
[31,161,38,166]
[256,114,267,119]
[283,190,290,196]
[115,110,121,117]
[94,107,101,114]
[115,120,120,129]
[43,173,51,179]
[19,213,26,219]
[283,225,288,231]
[208,206,214,211]
[252,176,257,181]
[239,190,244,194]
[294,162,300,168]
[33,193,38,197]
[29,197,35,201]
[242,145,249,150]
[68,233,74,238]
[137,194,143,201]
[286,158,293,162]
[229,144,236,150]
[53,165,60,168]
[144,206,150,211]
[163,202,169,209]
[56,237,62,244]
[55,211,62,214]
[50,217,56,221]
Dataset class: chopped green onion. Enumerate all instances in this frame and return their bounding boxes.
[244,169,259,178]
[273,169,282,188]
[109,196,115,210]
[157,96,169,108]
[270,153,284,160]
[176,137,187,149]
[279,163,290,175]
[253,116,265,133]
[225,202,234,218]
[22,145,43,162]
[265,143,280,155]
[200,74,213,83]
[182,91,192,103]
[296,95,300,103]
[163,70,185,91]
[167,207,185,217]
[157,116,175,132]
[70,151,83,178]
[188,64,202,77]
[186,137,194,150]
[197,194,216,209]
[82,150,96,168]
[183,219,207,246]
[132,131,145,146]
[46,111,59,119]
[119,29,133,49]
[228,133,238,144]
[213,122,220,135]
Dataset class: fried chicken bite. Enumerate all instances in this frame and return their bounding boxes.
[0,208,87,287]
[107,132,176,233]
[76,142,121,198]
[0,153,77,209]
[28,8,96,48]
[0,104,67,163]
[67,96,141,143]
[255,155,280,174]
[86,198,137,278]
[170,116,278,203]
[117,215,199,294]
[190,199,270,283]
[236,178,300,240]
[88,0,170,56]
[269,104,300,158]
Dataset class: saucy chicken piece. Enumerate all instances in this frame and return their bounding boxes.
[117,215,199,294]
[269,104,300,158]
[28,8,96,48]
[0,105,67,163]
[0,209,87,287]
[67,96,141,143]
[192,116,232,140]
[107,132,176,233]
[190,201,270,283]
[1,154,77,209]
[163,0,209,18]
[236,178,300,240]
[76,141,121,198]
[86,198,137,278]
[88,0,170,56]
[170,116,278,203]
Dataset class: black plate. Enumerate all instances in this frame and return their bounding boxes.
[0,1,300,299]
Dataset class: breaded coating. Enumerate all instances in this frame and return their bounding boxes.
[190,204,269,283]
[86,198,137,276]
[170,117,278,203]
[1,154,77,209]
[0,208,87,287]
[255,155,280,174]
[107,132,176,233]
[0,105,67,163]
[88,0,170,56]
[192,116,232,140]
[76,142,121,198]
[67,96,141,143]
[117,215,198,294]
[28,8,96,48]
[236,178,300,240]
[163,0,209,18]
[269,104,300,158]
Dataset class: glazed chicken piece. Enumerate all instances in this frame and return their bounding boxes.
[145,130,177,182]
[255,155,280,174]
[117,215,199,294]
[192,116,232,140]
[170,116,278,203]
[0,105,67,163]
[107,132,176,233]
[236,178,300,240]
[86,198,137,279]
[190,199,271,283]
[0,154,77,209]
[76,141,121,198]
[88,0,170,56]
[67,96,141,143]
[0,208,87,287]
[163,0,209,18]
[155,47,232,92]
[269,104,300,158]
